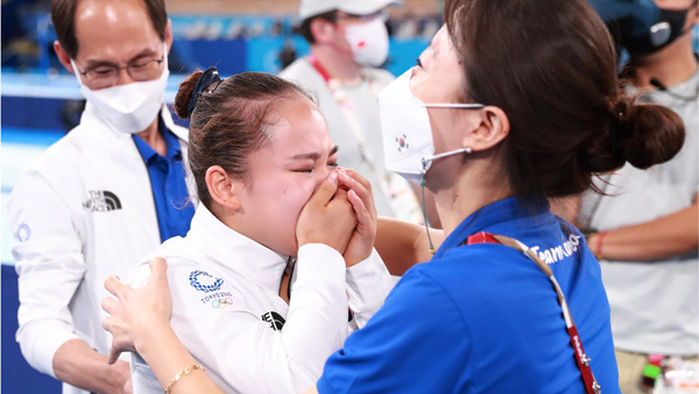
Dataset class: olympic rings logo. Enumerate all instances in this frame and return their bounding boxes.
[211,297,233,309]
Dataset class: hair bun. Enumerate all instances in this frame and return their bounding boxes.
[174,71,204,120]
[581,96,685,174]
[617,99,685,170]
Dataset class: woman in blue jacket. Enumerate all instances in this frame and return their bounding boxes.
[100,0,686,392]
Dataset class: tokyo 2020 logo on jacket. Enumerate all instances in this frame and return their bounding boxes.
[189,270,224,293]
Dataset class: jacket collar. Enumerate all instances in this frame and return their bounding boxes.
[434,195,553,260]
[161,105,189,141]
[183,204,289,294]
[132,117,183,163]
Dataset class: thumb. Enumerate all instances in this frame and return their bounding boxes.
[308,172,339,207]
[107,345,122,365]
[149,257,169,288]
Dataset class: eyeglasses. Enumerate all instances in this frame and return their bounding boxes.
[74,56,164,89]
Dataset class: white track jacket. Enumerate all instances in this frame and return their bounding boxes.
[130,204,393,394]
[7,103,192,394]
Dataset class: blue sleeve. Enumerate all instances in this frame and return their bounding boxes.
[317,269,472,393]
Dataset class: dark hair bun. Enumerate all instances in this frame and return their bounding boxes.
[618,102,685,169]
[174,71,204,120]
[582,98,685,173]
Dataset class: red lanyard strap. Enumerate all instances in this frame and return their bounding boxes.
[308,55,333,82]
[306,55,423,222]
[464,232,601,394]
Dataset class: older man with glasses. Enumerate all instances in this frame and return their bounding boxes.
[6,1,193,393]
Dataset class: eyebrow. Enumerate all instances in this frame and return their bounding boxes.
[83,48,159,68]
[288,145,339,161]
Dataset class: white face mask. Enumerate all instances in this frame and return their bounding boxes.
[379,69,485,185]
[71,44,169,134]
[343,18,390,67]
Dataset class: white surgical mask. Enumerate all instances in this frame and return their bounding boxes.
[344,18,390,67]
[71,44,169,134]
[378,69,485,185]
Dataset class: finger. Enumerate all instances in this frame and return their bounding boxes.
[329,188,355,216]
[339,170,376,218]
[101,297,119,314]
[149,257,170,290]
[308,172,339,207]
[104,275,131,299]
[343,168,371,189]
[336,170,354,188]
[348,189,371,228]
[101,316,113,333]
[149,257,167,273]
[338,171,368,202]
[107,344,122,365]
[333,186,349,201]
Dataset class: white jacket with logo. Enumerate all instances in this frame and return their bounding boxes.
[129,204,394,394]
[6,103,192,394]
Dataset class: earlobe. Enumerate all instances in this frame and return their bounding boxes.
[205,166,242,210]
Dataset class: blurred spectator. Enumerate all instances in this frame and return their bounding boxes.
[280,0,430,224]
[577,1,698,392]
[278,40,298,69]
[270,19,283,36]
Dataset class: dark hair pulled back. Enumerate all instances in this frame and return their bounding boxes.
[582,98,685,173]
[443,0,685,197]
[174,71,311,207]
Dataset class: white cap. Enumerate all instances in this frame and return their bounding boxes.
[299,0,401,20]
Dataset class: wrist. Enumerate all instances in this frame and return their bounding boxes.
[53,339,128,393]
[345,250,372,267]
[593,231,607,260]
[134,318,171,357]
[107,360,130,390]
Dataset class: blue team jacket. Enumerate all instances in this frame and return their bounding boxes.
[318,196,620,393]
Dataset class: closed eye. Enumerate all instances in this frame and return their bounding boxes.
[92,67,115,76]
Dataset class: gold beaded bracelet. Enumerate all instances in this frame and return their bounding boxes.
[164,364,205,394]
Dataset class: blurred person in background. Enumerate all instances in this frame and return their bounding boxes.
[280,0,438,226]
[575,0,699,392]
[6,0,193,393]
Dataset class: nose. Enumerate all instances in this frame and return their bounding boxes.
[114,67,136,86]
[318,166,334,183]
[308,167,336,197]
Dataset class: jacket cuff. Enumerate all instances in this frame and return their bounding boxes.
[17,321,80,378]
[296,243,346,284]
[345,249,393,327]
